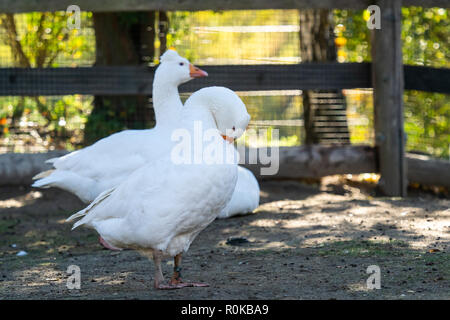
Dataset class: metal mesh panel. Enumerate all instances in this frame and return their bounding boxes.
[0,12,95,152]
[0,9,447,159]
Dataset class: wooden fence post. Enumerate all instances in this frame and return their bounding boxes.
[371,0,407,196]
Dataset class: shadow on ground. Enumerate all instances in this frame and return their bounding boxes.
[0,180,449,299]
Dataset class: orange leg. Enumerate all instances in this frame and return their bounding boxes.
[99,236,122,251]
[152,250,165,289]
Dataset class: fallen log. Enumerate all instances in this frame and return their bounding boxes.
[406,153,450,189]
[239,145,450,188]
[0,150,68,186]
[239,145,377,179]
[0,146,448,189]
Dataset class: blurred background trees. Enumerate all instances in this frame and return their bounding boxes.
[0,8,448,158]
[84,12,157,144]
[0,11,94,150]
[299,9,351,145]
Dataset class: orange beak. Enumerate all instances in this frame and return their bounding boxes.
[221,135,234,143]
[189,64,208,78]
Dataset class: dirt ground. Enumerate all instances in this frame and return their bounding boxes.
[0,178,449,300]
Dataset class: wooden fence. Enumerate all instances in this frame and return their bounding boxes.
[0,64,449,96]
[0,0,448,12]
[0,0,449,196]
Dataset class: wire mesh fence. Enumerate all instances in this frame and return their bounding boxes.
[0,9,448,158]
[0,11,95,152]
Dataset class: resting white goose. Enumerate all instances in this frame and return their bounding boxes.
[217,166,259,218]
[32,50,207,203]
[67,87,251,289]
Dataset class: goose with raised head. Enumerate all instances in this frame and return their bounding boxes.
[32,50,207,203]
[67,87,251,289]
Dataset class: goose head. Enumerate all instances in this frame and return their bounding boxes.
[155,49,208,86]
[186,86,251,142]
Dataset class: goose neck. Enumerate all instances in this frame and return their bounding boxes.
[152,82,183,127]
[184,97,217,131]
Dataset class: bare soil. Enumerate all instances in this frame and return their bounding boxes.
[0,178,449,300]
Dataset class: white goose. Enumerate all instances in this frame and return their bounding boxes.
[33,50,259,218]
[32,50,207,203]
[217,166,259,219]
[67,87,251,289]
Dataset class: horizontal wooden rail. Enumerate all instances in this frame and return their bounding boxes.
[0,0,447,13]
[404,65,450,94]
[0,63,371,95]
[0,63,448,96]
[1,146,449,188]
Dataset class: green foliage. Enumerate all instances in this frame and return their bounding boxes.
[167,10,299,64]
[334,8,449,158]
[83,108,126,145]
[400,8,450,158]
[0,12,95,67]
[404,91,449,158]
[0,9,448,156]
[0,95,92,151]
[0,12,95,150]
[402,7,449,68]
[334,10,371,63]
[83,96,152,145]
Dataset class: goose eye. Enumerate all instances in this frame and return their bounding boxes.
[232,126,236,131]
[179,62,184,66]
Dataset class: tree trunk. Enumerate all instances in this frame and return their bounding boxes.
[299,9,350,145]
[158,11,169,55]
[85,12,156,145]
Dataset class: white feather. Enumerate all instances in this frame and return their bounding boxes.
[69,89,249,257]
[32,52,259,218]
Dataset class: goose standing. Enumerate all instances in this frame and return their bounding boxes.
[67,87,251,289]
